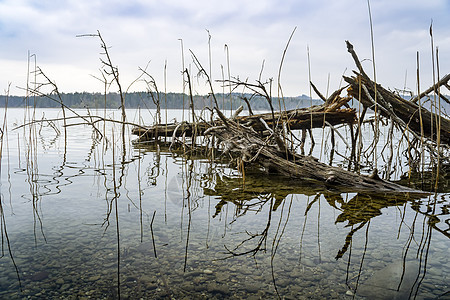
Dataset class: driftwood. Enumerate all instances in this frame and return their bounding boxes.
[206,108,423,194]
[131,93,356,141]
[132,121,211,142]
[344,41,450,146]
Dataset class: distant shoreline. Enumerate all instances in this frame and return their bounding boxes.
[0,91,323,110]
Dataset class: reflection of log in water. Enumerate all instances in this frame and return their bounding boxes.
[397,164,450,193]
[202,171,447,298]
[203,174,304,218]
[201,172,433,250]
[325,192,415,260]
[206,173,400,220]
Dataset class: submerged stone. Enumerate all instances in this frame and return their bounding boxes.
[87,275,101,282]
[207,282,230,295]
[30,271,50,281]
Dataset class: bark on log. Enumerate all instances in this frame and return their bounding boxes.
[131,121,212,141]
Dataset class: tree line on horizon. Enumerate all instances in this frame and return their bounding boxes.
[0,91,322,111]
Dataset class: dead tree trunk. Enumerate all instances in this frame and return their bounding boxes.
[206,108,424,194]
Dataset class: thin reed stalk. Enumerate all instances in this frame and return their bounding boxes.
[307,44,313,130]
[111,127,121,299]
[225,44,232,116]
[164,60,168,140]
[435,48,441,190]
[179,39,186,122]
[206,29,213,110]
[277,27,297,113]
[367,0,379,171]
[416,52,425,183]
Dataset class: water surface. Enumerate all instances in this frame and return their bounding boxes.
[0,108,448,299]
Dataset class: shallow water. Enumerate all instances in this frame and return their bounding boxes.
[0,108,448,299]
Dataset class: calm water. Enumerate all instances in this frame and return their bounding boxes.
[0,108,448,299]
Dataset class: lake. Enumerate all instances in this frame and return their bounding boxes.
[0,107,448,299]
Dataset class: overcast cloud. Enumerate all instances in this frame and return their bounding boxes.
[1,0,449,96]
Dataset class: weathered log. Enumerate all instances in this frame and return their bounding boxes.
[132,101,356,141]
[344,41,450,146]
[207,108,424,194]
[131,121,213,141]
[238,108,355,132]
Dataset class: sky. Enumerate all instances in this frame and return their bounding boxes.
[1,0,449,97]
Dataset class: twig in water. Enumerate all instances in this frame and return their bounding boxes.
[150,210,157,258]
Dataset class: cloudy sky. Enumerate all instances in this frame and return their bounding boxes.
[1,0,449,97]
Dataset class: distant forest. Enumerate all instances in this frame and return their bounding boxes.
[0,92,323,111]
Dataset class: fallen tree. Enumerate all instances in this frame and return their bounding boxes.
[205,108,423,193]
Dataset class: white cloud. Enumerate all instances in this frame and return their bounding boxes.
[1,0,449,96]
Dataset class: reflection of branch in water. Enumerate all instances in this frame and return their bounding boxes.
[322,191,438,298]
[145,145,161,186]
[398,206,419,292]
[23,112,48,246]
[303,194,323,263]
[111,129,121,298]
[99,127,131,298]
[299,193,322,264]
[164,155,168,224]
[304,193,320,216]
[137,145,144,243]
[223,198,273,258]
[150,211,157,258]
[409,194,438,299]
[299,195,311,264]
[179,157,186,243]
[336,221,367,260]
[271,195,293,299]
[206,174,291,221]
[353,220,370,295]
[0,196,22,290]
[205,163,215,249]
[183,160,194,272]
[410,220,432,299]
[205,174,295,297]
[37,116,60,151]
[0,93,22,290]
[330,192,425,261]
[222,199,229,238]
[317,196,322,263]
[409,195,450,239]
